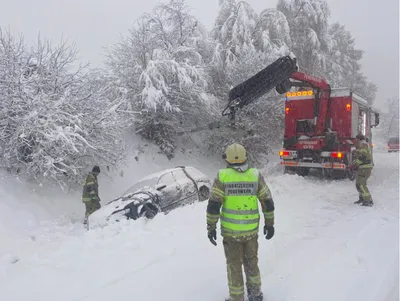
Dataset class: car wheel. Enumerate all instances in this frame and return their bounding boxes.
[198,186,210,202]
[139,203,160,220]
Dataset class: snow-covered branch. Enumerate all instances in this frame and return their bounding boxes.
[0,30,133,188]
[105,0,215,158]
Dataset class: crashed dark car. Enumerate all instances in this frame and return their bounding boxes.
[88,166,211,228]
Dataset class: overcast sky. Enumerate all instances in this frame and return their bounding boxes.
[0,0,398,109]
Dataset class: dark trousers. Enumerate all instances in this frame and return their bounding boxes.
[223,235,261,301]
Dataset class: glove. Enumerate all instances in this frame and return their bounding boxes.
[208,229,217,246]
[263,225,275,240]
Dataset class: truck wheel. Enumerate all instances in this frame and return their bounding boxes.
[322,168,347,180]
[333,170,347,180]
[284,166,296,174]
[296,167,310,177]
[322,168,331,179]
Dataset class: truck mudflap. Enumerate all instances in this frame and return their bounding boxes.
[280,160,346,169]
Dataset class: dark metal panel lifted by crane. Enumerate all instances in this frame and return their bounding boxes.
[223,53,299,119]
[178,53,329,135]
[223,53,332,120]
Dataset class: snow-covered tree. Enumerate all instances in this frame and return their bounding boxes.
[205,0,290,162]
[0,29,132,188]
[324,22,377,103]
[253,8,292,53]
[277,0,330,75]
[323,22,361,86]
[106,0,216,158]
[275,1,378,104]
[210,1,291,95]
[211,0,258,66]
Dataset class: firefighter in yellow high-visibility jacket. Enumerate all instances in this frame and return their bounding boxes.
[206,143,275,301]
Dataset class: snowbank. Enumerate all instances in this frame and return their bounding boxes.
[0,172,82,265]
[0,148,398,301]
[0,134,224,265]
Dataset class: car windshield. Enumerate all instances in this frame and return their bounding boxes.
[123,177,159,195]
[184,166,206,179]
[389,137,399,144]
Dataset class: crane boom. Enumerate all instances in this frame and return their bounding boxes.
[223,53,299,119]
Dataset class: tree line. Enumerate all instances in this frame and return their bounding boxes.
[0,0,381,188]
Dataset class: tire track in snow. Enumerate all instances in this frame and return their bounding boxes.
[257,152,399,301]
[71,247,177,301]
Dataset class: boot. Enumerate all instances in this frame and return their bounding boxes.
[83,217,89,230]
[248,292,263,301]
[362,200,373,207]
[354,197,363,204]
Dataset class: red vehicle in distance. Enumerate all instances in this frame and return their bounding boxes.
[387,137,399,152]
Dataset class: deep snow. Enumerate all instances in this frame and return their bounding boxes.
[0,144,398,301]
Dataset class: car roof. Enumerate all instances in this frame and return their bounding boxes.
[139,166,204,181]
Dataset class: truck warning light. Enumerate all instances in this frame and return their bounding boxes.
[286,90,314,97]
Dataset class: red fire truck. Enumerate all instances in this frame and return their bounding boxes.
[279,71,380,179]
[224,54,380,180]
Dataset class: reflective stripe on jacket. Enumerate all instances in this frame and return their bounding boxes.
[82,172,99,203]
[218,168,260,237]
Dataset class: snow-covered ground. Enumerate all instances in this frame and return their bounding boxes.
[0,147,398,301]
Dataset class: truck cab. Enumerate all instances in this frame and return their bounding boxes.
[280,86,379,179]
[219,53,379,180]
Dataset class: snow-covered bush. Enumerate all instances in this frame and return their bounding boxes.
[0,30,132,188]
[106,0,216,158]
[204,1,289,163]
[203,49,286,165]
[210,0,260,97]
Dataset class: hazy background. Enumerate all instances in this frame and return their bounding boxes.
[0,0,398,109]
